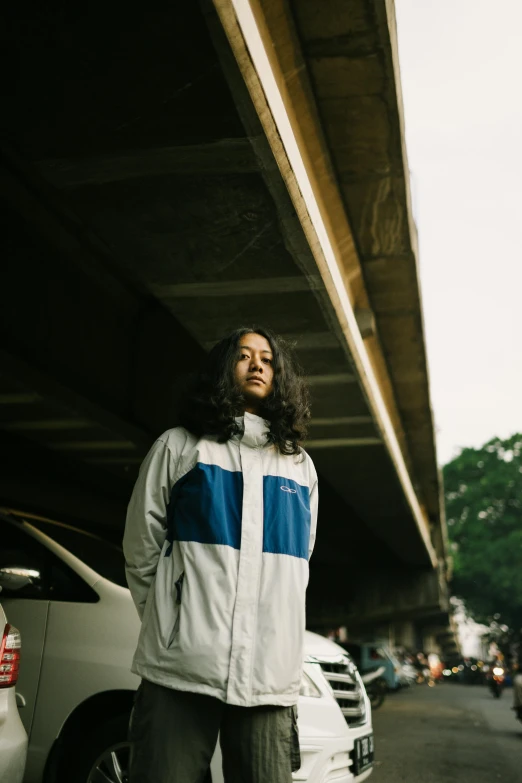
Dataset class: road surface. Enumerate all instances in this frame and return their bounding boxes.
[371,683,522,782]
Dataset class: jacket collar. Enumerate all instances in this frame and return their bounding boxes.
[234,412,270,449]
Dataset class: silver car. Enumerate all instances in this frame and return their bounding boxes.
[0,602,27,783]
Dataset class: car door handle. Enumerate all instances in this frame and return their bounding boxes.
[16,692,26,708]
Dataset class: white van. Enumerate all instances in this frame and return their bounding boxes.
[0,510,374,782]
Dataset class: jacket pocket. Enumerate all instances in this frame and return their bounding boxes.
[166,571,185,649]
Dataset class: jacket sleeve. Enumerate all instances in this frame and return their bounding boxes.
[122,435,179,619]
[308,475,319,560]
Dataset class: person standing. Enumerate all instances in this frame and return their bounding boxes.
[123,327,318,783]
[513,654,522,722]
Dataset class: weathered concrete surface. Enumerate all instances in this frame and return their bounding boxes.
[292,0,440,523]
[372,684,522,782]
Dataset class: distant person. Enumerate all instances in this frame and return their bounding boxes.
[123,327,318,782]
[513,657,522,722]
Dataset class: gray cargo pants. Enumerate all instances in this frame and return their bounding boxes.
[128,679,300,783]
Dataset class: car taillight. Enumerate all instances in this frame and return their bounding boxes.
[0,623,21,688]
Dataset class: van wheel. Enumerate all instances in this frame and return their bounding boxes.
[61,713,131,783]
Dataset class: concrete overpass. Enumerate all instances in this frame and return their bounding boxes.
[1,1,452,647]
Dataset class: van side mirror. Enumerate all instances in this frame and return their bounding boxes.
[0,566,41,592]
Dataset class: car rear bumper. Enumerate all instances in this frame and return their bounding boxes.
[0,688,28,783]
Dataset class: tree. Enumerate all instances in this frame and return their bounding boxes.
[443,434,522,633]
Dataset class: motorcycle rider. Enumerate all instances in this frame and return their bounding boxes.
[487,652,506,698]
[513,656,522,721]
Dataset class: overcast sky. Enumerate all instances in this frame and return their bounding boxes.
[394,0,522,465]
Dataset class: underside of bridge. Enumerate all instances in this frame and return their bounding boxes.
[1,1,451,636]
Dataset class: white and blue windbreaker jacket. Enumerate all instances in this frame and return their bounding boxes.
[123,412,318,707]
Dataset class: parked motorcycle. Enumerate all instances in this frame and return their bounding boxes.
[361,666,387,710]
[398,662,418,688]
[415,667,436,687]
[488,666,505,698]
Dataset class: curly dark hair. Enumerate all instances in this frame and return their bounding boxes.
[179,326,310,455]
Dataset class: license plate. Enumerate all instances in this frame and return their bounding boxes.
[353,733,374,775]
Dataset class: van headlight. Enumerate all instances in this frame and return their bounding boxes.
[300,671,322,698]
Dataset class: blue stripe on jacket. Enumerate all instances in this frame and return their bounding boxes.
[166,463,311,559]
[166,463,243,552]
[262,475,311,560]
